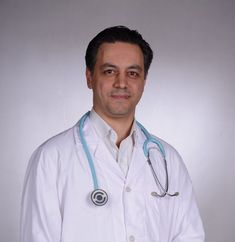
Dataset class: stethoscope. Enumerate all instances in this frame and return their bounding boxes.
[78,112,179,206]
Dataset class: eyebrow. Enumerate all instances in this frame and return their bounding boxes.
[127,65,143,72]
[100,63,117,69]
[100,63,143,72]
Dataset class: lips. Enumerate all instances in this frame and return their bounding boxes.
[110,91,131,99]
[111,94,129,99]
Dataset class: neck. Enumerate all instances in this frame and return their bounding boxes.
[93,109,134,147]
[109,117,134,147]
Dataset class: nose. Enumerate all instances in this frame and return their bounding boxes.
[113,73,127,89]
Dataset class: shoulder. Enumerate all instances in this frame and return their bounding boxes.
[152,136,182,161]
[28,126,77,169]
[39,126,76,153]
[135,123,181,159]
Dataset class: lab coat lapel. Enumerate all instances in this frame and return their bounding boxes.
[126,142,147,184]
[93,142,125,182]
[76,116,125,182]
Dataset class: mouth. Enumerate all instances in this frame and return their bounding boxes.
[110,91,131,100]
[111,94,130,100]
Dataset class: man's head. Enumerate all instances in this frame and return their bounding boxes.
[85,26,153,122]
[85,26,153,78]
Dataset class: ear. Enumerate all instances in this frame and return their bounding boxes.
[86,68,93,89]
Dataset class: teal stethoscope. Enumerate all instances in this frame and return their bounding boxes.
[78,112,179,206]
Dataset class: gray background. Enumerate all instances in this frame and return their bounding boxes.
[1,0,235,241]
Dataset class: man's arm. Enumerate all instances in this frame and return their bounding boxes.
[20,146,62,242]
[171,151,205,242]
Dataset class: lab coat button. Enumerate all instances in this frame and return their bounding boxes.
[126,186,131,192]
[129,235,135,241]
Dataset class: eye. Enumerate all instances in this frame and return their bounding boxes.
[103,69,116,75]
[128,71,139,78]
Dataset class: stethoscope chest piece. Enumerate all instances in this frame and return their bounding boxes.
[91,189,108,206]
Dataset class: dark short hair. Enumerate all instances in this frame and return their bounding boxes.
[85,26,153,77]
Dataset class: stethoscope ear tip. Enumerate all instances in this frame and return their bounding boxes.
[170,192,179,197]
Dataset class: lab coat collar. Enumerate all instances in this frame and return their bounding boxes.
[89,108,138,147]
[74,114,99,145]
[74,111,143,146]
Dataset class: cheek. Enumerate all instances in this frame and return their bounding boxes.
[132,82,145,96]
[95,82,110,98]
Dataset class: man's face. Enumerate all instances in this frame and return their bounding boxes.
[86,42,146,121]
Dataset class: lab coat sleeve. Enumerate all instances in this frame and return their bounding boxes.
[20,145,62,242]
[171,151,205,242]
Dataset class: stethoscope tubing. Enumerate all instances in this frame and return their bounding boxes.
[79,111,99,190]
[77,112,179,205]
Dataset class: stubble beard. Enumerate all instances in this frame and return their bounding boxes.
[105,99,136,119]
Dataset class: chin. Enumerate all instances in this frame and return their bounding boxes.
[107,108,134,118]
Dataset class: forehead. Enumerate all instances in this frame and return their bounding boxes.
[96,42,144,66]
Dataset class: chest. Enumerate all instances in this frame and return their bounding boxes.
[57,143,179,242]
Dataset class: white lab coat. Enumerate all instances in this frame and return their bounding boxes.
[20,116,205,242]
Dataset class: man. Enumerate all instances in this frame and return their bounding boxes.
[21,26,205,242]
